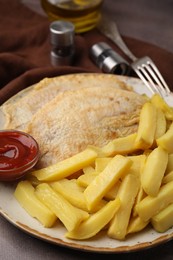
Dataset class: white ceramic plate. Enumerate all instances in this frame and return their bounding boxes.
[0,75,173,253]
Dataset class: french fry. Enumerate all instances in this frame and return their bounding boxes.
[87,145,107,157]
[95,157,112,172]
[84,155,132,211]
[101,133,138,156]
[162,171,173,184]
[50,179,106,213]
[166,154,173,174]
[132,186,146,217]
[128,154,146,177]
[77,169,99,187]
[66,198,120,240]
[151,202,173,232]
[32,148,97,182]
[140,146,168,196]
[136,181,173,222]
[151,94,173,120]
[108,174,140,240]
[35,183,89,232]
[14,181,57,228]
[83,166,95,175]
[127,216,149,234]
[50,179,87,211]
[135,102,157,149]
[154,107,167,139]
[157,122,173,153]
[104,180,121,200]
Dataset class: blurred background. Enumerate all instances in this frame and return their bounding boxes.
[21,0,173,53]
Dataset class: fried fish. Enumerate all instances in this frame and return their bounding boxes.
[0,73,129,130]
[25,85,146,168]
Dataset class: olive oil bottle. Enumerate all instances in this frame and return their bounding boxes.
[41,0,104,33]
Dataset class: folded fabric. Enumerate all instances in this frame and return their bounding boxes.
[0,0,173,105]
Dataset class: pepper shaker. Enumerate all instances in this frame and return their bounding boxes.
[50,21,75,66]
[90,42,130,75]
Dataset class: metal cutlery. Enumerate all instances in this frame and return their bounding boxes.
[98,16,171,96]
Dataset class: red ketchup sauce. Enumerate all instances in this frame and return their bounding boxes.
[0,130,39,181]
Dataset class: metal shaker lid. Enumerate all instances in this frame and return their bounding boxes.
[90,42,130,75]
[50,21,75,47]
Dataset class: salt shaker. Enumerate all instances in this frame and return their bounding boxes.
[50,21,75,66]
[90,42,130,75]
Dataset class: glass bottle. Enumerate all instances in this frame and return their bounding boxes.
[41,0,104,33]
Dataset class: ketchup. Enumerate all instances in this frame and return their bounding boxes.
[0,130,39,181]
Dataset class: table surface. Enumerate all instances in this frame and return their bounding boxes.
[1,1,173,259]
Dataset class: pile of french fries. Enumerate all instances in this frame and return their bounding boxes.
[14,94,173,241]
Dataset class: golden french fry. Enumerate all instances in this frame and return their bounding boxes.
[95,157,112,172]
[83,166,95,175]
[66,198,120,240]
[35,183,89,232]
[50,179,106,213]
[32,148,97,182]
[166,154,173,174]
[154,107,167,139]
[151,94,173,120]
[151,202,173,232]
[136,181,173,222]
[101,133,138,156]
[132,186,146,217]
[77,169,98,187]
[127,216,149,234]
[162,171,173,184]
[108,174,140,240]
[157,123,173,153]
[140,146,168,196]
[84,155,132,211]
[128,154,146,177]
[51,179,86,211]
[14,181,57,228]
[87,145,107,157]
[135,102,157,149]
[104,180,121,200]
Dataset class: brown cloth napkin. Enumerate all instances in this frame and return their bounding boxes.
[0,0,173,105]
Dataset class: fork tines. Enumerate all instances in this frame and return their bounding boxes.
[132,56,171,97]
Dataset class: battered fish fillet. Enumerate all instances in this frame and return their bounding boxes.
[25,86,146,169]
[0,73,129,130]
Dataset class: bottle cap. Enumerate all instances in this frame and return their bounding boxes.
[50,21,75,47]
[90,42,130,75]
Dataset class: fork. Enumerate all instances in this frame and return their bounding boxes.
[98,16,171,96]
